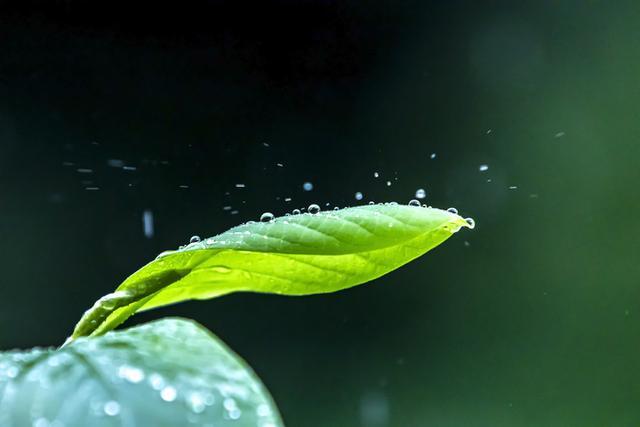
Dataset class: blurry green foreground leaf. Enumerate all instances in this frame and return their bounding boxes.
[71,203,473,340]
[0,318,283,427]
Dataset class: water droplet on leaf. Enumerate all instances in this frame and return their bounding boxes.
[260,212,274,222]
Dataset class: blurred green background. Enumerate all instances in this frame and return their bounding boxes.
[1,1,639,426]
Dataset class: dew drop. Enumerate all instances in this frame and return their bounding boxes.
[292,209,301,215]
[333,206,339,210]
[368,201,375,205]
[33,417,49,427]
[6,366,18,378]
[260,212,274,222]
[189,392,206,414]
[355,192,364,201]
[229,408,242,420]
[408,199,421,207]
[465,218,476,229]
[104,400,121,416]
[160,386,177,402]
[149,373,165,390]
[257,404,271,417]
[415,188,426,199]
[189,235,201,244]
[118,365,144,383]
[308,204,321,214]
[447,207,458,214]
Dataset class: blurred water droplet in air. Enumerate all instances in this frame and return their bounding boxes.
[235,183,245,188]
[77,168,93,173]
[178,185,189,189]
[430,153,436,159]
[142,210,154,238]
[303,182,314,191]
[308,204,320,214]
[554,131,565,138]
[509,186,518,190]
[408,199,421,207]
[415,188,426,199]
[359,391,389,427]
[260,212,274,222]
[355,192,364,201]
[386,181,392,187]
[107,159,124,168]
[373,172,379,178]
[122,166,137,171]
[479,164,489,172]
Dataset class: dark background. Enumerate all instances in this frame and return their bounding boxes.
[1,1,639,426]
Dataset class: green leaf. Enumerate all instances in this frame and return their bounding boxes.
[0,318,283,427]
[71,203,473,340]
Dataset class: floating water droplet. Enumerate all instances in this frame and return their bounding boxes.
[235,183,245,188]
[308,204,320,214]
[447,207,458,214]
[373,172,379,178]
[430,153,436,159]
[509,186,518,190]
[465,218,476,229]
[408,199,421,207]
[160,386,177,402]
[103,400,121,416]
[260,212,274,222]
[415,188,426,199]
[229,408,242,420]
[292,209,301,215]
[303,182,313,191]
[479,164,489,172]
[355,192,363,200]
[386,181,391,187]
[190,235,201,244]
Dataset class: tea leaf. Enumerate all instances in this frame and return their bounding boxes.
[71,204,472,340]
[0,318,282,427]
